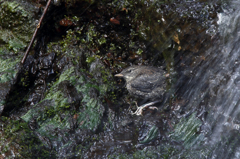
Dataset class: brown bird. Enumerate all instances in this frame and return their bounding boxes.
[115,65,167,101]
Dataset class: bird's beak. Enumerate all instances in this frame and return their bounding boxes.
[115,73,124,77]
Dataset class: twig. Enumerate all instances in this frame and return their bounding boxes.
[21,0,52,64]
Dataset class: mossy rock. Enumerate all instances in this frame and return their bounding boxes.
[0,0,36,53]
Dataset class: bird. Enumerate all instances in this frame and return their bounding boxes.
[115,65,167,101]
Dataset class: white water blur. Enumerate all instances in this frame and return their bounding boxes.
[175,2,240,158]
[207,3,240,142]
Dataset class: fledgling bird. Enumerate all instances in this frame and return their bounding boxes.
[115,65,167,101]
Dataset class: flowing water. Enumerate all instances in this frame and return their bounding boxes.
[175,2,240,158]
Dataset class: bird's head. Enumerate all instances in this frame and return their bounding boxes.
[115,66,141,82]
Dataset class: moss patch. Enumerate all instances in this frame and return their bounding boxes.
[0,1,36,53]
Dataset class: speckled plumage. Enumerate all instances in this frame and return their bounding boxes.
[115,65,166,100]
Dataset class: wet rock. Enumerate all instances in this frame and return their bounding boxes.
[0,83,11,115]
[0,0,38,116]
[0,0,37,54]
[20,62,106,157]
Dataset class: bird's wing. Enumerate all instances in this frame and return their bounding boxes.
[130,72,165,93]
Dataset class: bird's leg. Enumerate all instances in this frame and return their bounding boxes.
[131,100,161,116]
[130,101,144,116]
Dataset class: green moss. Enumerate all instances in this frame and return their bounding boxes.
[0,57,20,83]
[136,48,143,55]
[0,116,53,158]
[21,66,105,134]
[98,36,107,45]
[44,106,56,117]
[0,1,35,53]
[86,55,101,64]
[139,125,159,144]
[170,113,204,149]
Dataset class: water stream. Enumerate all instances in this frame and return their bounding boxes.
[176,2,240,158]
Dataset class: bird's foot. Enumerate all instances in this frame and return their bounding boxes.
[130,100,161,116]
